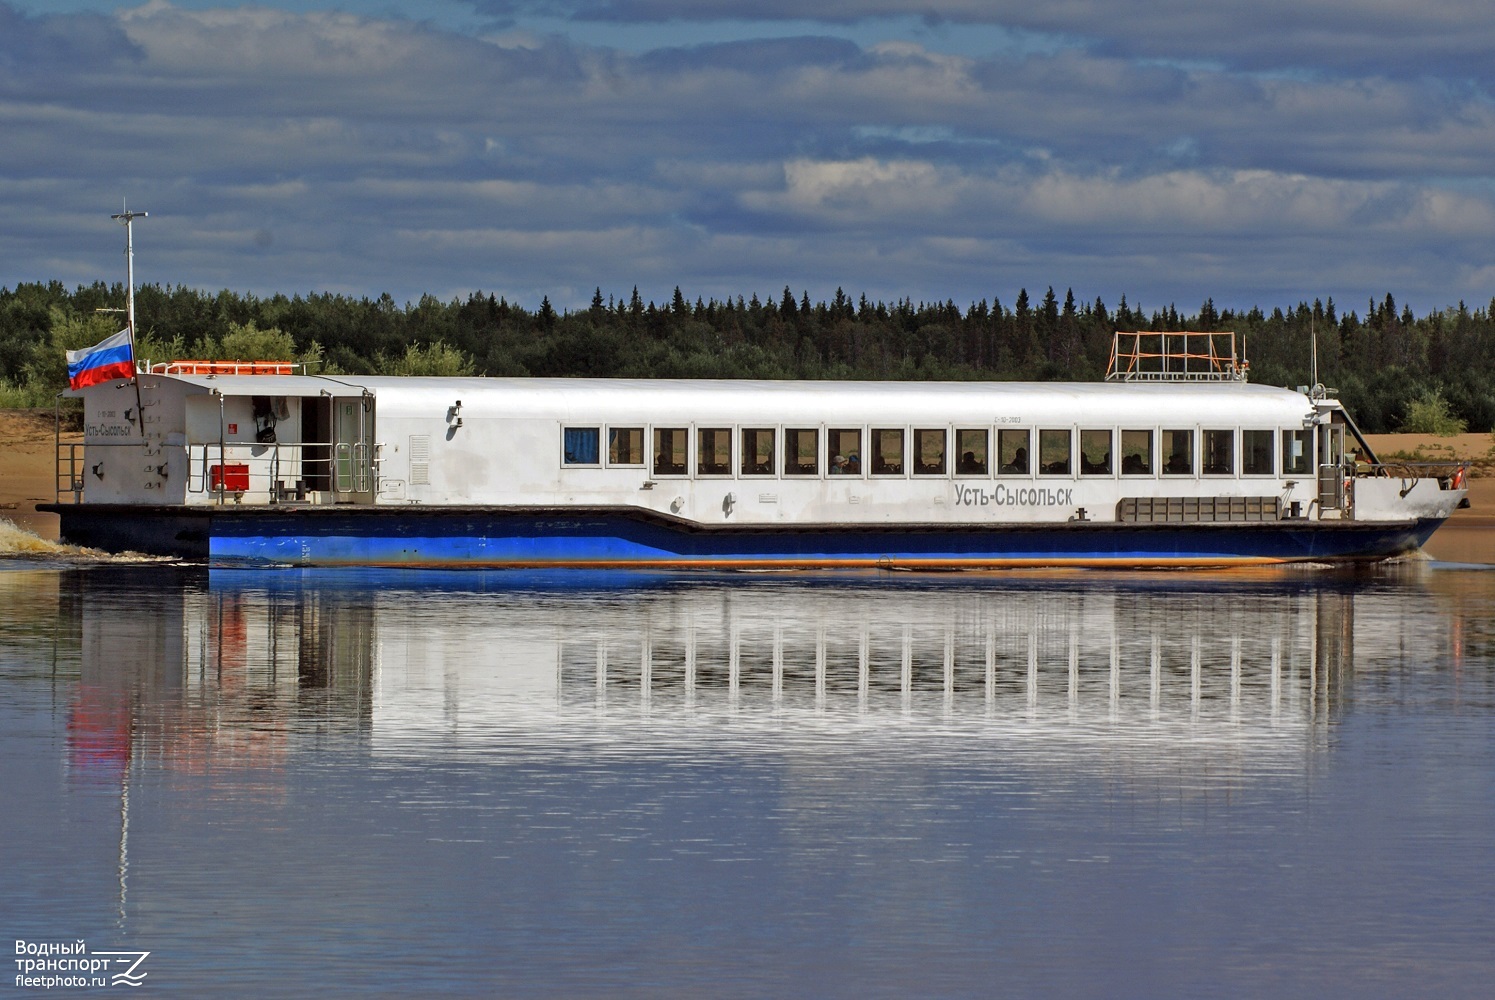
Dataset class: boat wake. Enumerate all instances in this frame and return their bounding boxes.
[0,518,169,564]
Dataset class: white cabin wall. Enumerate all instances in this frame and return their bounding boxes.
[360,379,1324,525]
[374,415,560,504]
[88,375,1446,527]
[79,378,193,503]
[375,415,1322,525]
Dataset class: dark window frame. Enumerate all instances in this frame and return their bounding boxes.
[1079,428,1113,476]
[997,428,1030,476]
[1120,429,1153,476]
[870,428,905,476]
[562,426,600,466]
[784,427,820,477]
[1282,429,1311,475]
[955,428,989,476]
[741,427,776,476]
[912,428,947,476]
[607,426,645,467]
[1242,429,1274,476]
[828,428,863,477]
[652,427,689,477]
[1202,428,1234,476]
[1038,428,1072,476]
[1162,429,1195,476]
[696,427,732,477]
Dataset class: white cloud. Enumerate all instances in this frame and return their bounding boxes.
[1,1,1492,312]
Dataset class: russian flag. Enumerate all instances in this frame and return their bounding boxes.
[66,329,135,390]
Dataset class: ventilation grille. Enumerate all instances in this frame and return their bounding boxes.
[410,435,430,486]
[1118,496,1281,523]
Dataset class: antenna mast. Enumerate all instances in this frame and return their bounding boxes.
[111,204,149,436]
[1310,315,1320,397]
[111,204,148,350]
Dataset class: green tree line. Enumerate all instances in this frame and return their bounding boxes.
[3,280,1493,434]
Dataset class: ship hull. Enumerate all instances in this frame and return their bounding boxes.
[43,503,1441,569]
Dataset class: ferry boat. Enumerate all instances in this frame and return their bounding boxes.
[43,332,1467,568]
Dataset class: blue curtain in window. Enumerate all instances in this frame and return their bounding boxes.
[564,427,599,465]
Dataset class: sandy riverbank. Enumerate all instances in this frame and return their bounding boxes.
[0,410,77,540]
[3,409,1493,561]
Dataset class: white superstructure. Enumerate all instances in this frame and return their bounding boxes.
[62,371,1456,528]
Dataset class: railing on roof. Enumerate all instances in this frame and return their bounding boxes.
[145,360,303,376]
[1106,332,1248,383]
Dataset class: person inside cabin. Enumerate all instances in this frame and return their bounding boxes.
[958,450,980,474]
[831,454,847,474]
[1001,446,1028,475]
[845,453,860,473]
[1165,450,1190,474]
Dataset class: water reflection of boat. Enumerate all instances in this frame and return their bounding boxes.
[53,567,1464,757]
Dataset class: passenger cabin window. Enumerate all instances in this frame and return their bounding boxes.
[1242,430,1274,476]
[1282,429,1311,475]
[956,429,988,475]
[1202,429,1234,475]
[653,428,687,476]
[828,429,862,475]
[563,427,600,466]
[1080,429,1112,475]
[871,429,904,475]
[742,428,774,475]
[785,428,819,476]
[697,428,731,475]
[1039,429,1071,475]
[998,429,1029,475]
[913,429,946,475]
[1162,429,1194,475]
[608,427,644,466]
[1120,429,1152,475]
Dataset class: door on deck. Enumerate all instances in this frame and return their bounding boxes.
[301,396,332,494]
[1316,422,1345,514]
[332,395,375,503]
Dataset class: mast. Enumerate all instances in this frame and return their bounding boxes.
[111,204,148,351]
[1310,315,1319,396]
[111,204,148,435]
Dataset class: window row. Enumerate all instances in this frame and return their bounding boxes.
[562,426,1317,479]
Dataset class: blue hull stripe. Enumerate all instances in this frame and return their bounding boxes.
[206,512,1437,568]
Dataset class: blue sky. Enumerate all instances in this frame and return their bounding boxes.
[5,0,1494,315]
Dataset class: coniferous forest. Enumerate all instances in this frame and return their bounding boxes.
[3,279,1494,435]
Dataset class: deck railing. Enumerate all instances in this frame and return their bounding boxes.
[1106,331,1248,382]
[53,439,369,504]
[143,359,306,376]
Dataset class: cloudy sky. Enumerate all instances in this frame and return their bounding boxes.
[5,0,1493,315]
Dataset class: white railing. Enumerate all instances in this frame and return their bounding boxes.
[53,439,371,504]
[189,440,355,502]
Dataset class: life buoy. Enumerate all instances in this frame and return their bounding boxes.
[1451,466,1468,491]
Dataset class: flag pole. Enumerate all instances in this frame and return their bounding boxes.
[111,205,148,437]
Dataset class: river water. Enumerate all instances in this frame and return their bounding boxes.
[3,561,1493,997]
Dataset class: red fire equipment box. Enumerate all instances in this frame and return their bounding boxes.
[210,463,250,492]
